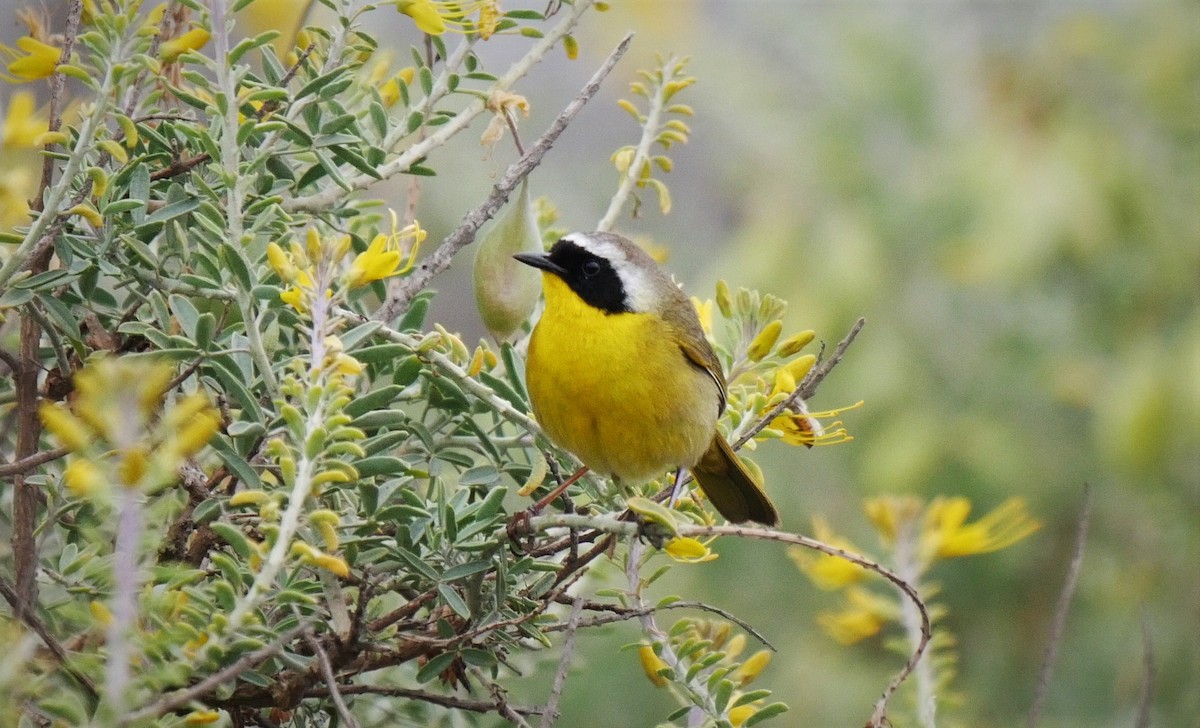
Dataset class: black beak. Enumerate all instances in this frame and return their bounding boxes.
[513,252,566,275]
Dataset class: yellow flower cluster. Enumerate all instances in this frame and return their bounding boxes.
[39,358,220,497]
[267,214,425,314]
[795,496,1041,645]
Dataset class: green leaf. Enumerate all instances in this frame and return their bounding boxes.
[353,343,411,364]
[744,702,789,726]
[415,650,458,683]
[344,385,404,418]
[209,436,263,490]
[355,456,409,478]
[219,244,254,290]
[169,293,200,338]
[437,583,471,619]
[141,197,201,226]
[210,522,252,559]
[441,560,492,582]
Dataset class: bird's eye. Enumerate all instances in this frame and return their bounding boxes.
[581,260,602,277]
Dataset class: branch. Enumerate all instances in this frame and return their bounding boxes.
[0,575,100,701]
[311,684,543,717]
[0,447,69,478]
[515,514,930,726]
[305,630,361,728]
[538,598,583,728]
[375,31,635,321]
[1027,483,1092,728]
[121,623,309,724]
[545,596,775,651]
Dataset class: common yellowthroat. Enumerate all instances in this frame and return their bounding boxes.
[514,232,779,526]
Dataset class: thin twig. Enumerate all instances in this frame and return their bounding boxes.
[545,597,775,650]
[0,575,100,700]
[1027,484,1093,728]
[305,631,361,728]
[375,31,635,321]
[0,447,69,478]
[306,684,544,716]
[1134,607,1154,728]
[122,623,309,724]
[538,598,583,728]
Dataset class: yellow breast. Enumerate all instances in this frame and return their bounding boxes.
[526,275,719,483]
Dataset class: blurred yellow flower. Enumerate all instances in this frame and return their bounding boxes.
[815,586,894,645]
[862,495,922,547]
[789,515,868,590]
[1,35,60,82]
[921,496,1041,560]
[2,91,48,148]
[0,166,34,229]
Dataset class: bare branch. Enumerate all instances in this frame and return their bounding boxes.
[305,630,361,728]
[1027,483,1092,728]
[315,684,543,718]
[375,32,635,322]
[545,596,775,651]
[539,598,583,728]
[0,448,69,478]
[0,575,99,701]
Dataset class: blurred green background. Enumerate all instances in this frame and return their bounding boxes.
[429,2,1197,725]
[9,0,1195,724]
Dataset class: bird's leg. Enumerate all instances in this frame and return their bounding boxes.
[531,465,589,513]
[666,467,688,509]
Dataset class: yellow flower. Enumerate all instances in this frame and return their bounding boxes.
[379,67,415,107]
[664,536,718,564]
[0,166,34,229]
[729,703,758,727]
[159,28,211,63]
[39,402,92,451]
[921,496,1041,560]
[63,459,106,498]
[637,643,670,687]
[789,515,868,590]
[280,268,317,312]
[183,710,222,725]
[862,495,922,547]
[345,233,402,287]
[2,91,48,148]
[1,36,61,82]
[396,0,499,37]
[746,320,782,361]
[771,399,861,448]
[815,586,894,645]
[343,215,424,289]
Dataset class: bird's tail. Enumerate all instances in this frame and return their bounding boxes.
[691,434,779,526]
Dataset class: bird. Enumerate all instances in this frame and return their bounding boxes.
[513,231,779,526]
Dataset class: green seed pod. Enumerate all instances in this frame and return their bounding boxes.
[473,178,542,343]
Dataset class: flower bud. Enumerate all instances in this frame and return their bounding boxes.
[473,178,542,343]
